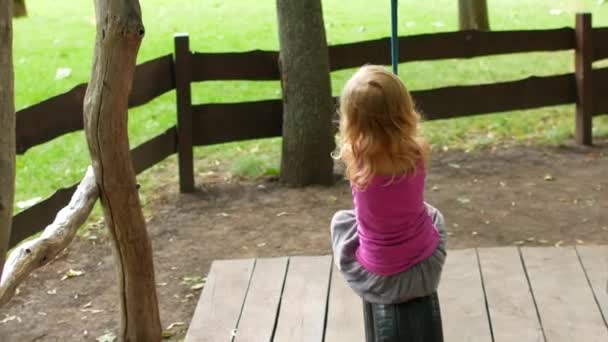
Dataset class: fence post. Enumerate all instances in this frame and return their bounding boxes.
[174,33,195,192]
[575,13,593,146]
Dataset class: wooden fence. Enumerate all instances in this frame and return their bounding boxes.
[10,13,608,248]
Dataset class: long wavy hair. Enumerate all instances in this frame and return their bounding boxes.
[333,65,428,190]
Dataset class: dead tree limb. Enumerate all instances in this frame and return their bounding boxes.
[83,1,161,340]
[0,167,98,306]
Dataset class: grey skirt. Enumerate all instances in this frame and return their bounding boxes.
[330,204,447,304]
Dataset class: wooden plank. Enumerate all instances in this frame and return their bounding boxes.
[439,248,492,342]
[191,51,279,81]
[324,264,365,342]
[329,28,574,71]
[593,67,608,116]
[174,33,195,192]
[478,247,544,342]
[593,27,608,61]
[273,256,332,342]
[522,247,608,341]
[413,73,575,120]
[576,246,608,326]
[10,130,177,248]
[233,257,288,342]
[129,54,175,107]
[185,259,254,342]
[16,57,175,154]
[192,100,282,146]
[16,83,87,154]
[575,13,593,146]
[131,126,177,174]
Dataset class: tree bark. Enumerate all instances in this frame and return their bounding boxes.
[276,0,335,187]
[0,168,98,306]
[459,0,490,31]
[83,1,161,341]
[0,0,15,285]
[12,0,25,18]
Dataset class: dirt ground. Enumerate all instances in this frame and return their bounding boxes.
[1,140,607,341]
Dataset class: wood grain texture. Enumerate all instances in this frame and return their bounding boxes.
[324,264,365,342]
[273,256,332,342]
[439,248,492,342]
[478,247,544,342]
[83,1,161,339]
[576,246,608,327]
[185,259,254,342]
[233,257,288,342]
[522,247,608,341]
[192,100,283,146]
[0,0,15,289]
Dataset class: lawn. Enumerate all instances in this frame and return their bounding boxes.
[12,0,608,212]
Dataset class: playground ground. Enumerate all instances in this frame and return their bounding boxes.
[0,139,607,341]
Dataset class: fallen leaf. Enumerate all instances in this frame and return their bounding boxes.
[499,181,506,188]
[0,315,19,324]
[555,240,564,247]
[257,242,267,247]
[448,163,461,169]
[513,240,525,246]
[96,332,117,342]
[37,312,47,316]
[166,322,186,330]
[576,239,585,244]
[47,289,57,295]
[539,239,549,244]
[190,283,205,291]
[527,237,536,242]
[456,197,470,204]
[83,302,92,308]
[61,269,84,281]
[327,195,338,203]
[217,212,230,217]
[544,174,555,181]
[471,231,478,236]
[55,67,72,80]
[161,330,176,338]
[276,212,288,217]
[431,185,440,191]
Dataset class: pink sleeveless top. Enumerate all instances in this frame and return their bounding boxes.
[353,165,440,276]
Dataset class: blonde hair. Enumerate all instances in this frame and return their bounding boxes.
[334,65,428,189]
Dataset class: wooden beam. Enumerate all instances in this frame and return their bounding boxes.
[324,264,366,341]
[83,0,161,340]
[522,247,608,341]
[185,259,255,342]
[575,13,594,145]
[0,0,15,286]
[174,33,195,192]
[439,248,492,341]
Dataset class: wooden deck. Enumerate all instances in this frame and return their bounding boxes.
[185,246,608,342]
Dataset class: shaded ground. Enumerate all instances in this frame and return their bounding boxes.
[1,140,607,341]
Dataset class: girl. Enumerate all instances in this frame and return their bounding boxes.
[331,65,447,304]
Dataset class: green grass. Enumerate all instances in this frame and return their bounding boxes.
[12,0,608,212]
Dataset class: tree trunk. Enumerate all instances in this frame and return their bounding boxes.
[459,0,490,31]
[0,0,15,284]
[12,0,25,18]
[276,0,335,187]
[83,1,161,341]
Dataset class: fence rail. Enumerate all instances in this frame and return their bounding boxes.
[10,14,608,248]
[15,54,175,154]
